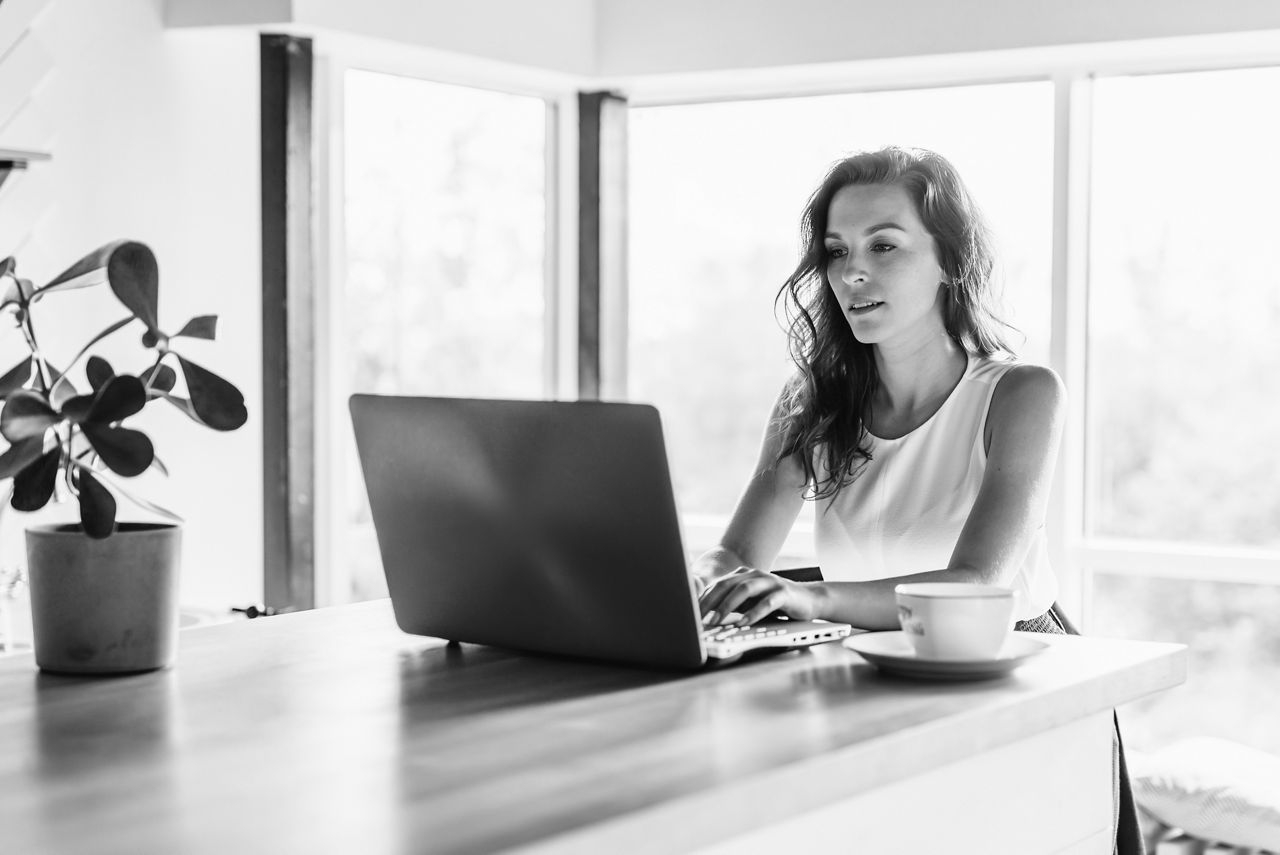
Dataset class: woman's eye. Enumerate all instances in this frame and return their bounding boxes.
[826,246,847,259]
[871,242,896,253]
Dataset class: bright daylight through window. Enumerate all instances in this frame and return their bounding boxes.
[338,70,547,603]
[1084,66,1280,755]
[628,83,1053,562]
[331,61,1279,756]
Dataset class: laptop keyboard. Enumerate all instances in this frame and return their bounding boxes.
[702,624,793,642]
[701,616,854,659]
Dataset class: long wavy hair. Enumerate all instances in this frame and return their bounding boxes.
[773,147,1015,499]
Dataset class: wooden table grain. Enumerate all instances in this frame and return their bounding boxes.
[0,600,1185,855]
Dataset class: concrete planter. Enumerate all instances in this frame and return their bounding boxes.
[26,522,182,674]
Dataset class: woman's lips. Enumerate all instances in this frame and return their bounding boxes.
[849,301,883,316]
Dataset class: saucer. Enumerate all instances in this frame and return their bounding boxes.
[843,631,1050,680]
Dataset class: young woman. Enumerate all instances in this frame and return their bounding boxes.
[693,147,1145,855]
[693,146,1065,633]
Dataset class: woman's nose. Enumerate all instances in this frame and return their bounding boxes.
[841,255,868,285]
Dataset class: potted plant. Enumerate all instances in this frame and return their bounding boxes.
[0,240,246,674]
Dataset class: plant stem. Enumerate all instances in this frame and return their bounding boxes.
[19,312,51,394]
[142,353,165,395]
[61,424,77,497]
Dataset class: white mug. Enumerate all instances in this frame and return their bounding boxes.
[894,582,1016,661]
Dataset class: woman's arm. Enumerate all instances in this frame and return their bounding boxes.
[702,364,1067,629]
[691,386,808,594]
[948,363,1067,585]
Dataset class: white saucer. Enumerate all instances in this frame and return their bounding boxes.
[843,631,1050,680]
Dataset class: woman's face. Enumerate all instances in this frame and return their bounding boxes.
[823,182,948,348]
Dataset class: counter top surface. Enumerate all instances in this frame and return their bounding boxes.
[0,599,1185,855]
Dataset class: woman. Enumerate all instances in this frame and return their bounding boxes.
[694,146,1143,855]
[695,146,1064,632]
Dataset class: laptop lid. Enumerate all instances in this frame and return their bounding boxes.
[349,395,708,669]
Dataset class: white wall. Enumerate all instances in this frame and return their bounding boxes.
[166,0,1280,77]
[594,0,1280,76]
[166,0,598,76]
[0,0,263,609]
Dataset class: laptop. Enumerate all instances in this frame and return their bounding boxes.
[348,395,853,669]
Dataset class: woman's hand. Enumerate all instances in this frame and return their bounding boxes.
[697,569,825,627]
[689,548,755,598]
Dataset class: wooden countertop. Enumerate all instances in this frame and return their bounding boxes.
[0,599,1185,855]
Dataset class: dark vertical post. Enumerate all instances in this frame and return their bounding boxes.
[260,34,315,611]
[577,91,628,400]
[577,92,605,400]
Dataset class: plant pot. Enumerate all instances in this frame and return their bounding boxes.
[26,522,182,674]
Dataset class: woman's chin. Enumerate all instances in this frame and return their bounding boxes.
[846,321,885,345]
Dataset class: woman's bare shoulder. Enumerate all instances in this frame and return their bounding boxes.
[998,362,1063,394]
[988,363,1066,433]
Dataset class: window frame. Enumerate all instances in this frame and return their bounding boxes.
[313,35,582,606]
[306,28,1280,616]
[608,30,1280,624]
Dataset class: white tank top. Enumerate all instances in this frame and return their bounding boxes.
[813,353,1057,621]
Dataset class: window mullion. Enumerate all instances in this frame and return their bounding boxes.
[577,91,629,400]
[1048,71,1093,626]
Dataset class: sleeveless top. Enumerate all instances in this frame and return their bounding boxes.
[813,354,1057,622]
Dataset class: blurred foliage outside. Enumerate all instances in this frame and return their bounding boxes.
[341,70,547,602]
[1088,69,1280,549]
[1083,67,1280,755]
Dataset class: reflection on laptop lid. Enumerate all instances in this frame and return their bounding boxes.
[349,395,851,669]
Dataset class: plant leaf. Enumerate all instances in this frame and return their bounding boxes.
[46,362,80,409]
[0,390,59,441]
[106,242,160,331]
[177,356,246,431]
[0,257,13,278]
[86,375,146,424]
[81,424,154,477]
[158,392,202,425]
[0,357,32,399]
[92,465,183,523]
[50,380,79,409]
[61,392,96,423]
[75,467,116,539]
[86,356,115,391]
[11,447,60,511]
[145,363,177,394]
[174,315,217,340]
[0,435,48,479]
[38,240,126,295]
[0,270,34,310]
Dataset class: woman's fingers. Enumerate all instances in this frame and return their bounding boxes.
[698,566,754,615]
[703,573,783,625]
[738,588,788,626]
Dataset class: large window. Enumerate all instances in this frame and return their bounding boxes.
[628,83,1054,560]
[1086,68,1280,550]
[1084,66,1280,753]
[319,48,1280,756]
[335,70,549,603]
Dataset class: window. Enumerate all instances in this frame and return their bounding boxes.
[335,70,550,603]
[1086,67,1280,550]
[1084,66,1280,753]
[628,83,1054,560]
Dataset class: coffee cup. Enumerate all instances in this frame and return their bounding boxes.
[894,583,1016,661]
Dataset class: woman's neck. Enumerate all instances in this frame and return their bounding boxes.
[871,334,968,427]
